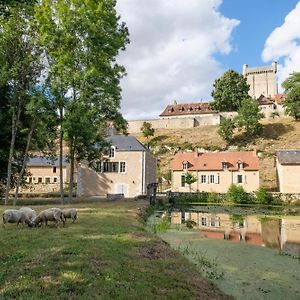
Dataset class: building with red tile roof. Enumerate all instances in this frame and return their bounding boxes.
[159,101,217,118]
[171,150,259,193]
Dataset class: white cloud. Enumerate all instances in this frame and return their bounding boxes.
[116,0,239,120]
[262,1,300,91]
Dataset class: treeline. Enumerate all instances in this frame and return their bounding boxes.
[0,0,129,204]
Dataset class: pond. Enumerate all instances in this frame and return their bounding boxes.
[170,207,300,256]
[151,205,300,299]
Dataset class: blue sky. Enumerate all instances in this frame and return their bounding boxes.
[117,0,300,120]
[218,0,299,72]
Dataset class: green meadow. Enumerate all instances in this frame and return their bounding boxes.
[0,200,229,300]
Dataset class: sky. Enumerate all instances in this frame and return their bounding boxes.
[116,0,300,120]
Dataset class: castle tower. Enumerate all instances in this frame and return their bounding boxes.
[243,62,278,99]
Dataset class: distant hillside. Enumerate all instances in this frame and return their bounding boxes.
[133,117,300,191]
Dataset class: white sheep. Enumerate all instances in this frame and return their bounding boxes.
[19,207,36,222]
[2,209,30,226]
[62,208,77,223]
[31,208,65,227]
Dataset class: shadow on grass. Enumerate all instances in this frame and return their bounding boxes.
[0,211,230,299]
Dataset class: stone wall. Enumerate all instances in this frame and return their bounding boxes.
[127,114,225,133]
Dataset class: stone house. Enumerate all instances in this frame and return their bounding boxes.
[257,94,287,118]
[171,150,259,193]
[23,156,69,193]
[276,150,300,193]
[77,135,157,198]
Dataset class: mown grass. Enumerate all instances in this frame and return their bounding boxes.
[0,200,230,300]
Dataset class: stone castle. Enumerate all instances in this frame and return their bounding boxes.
[127,62,284,133]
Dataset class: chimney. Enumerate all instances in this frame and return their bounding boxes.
[242,64,248,76]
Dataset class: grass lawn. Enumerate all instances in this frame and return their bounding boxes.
[0,200,230,300]
[159,229,300,300]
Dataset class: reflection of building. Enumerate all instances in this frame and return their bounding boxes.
[171,150,259,193]
[243,62,278,99]
[171,211,263,246]
[276,150,300,193]
[171,211,300,254]
[23,156,69,193]
[77,135,156,198]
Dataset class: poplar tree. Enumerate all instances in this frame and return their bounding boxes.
[35,0,129,201]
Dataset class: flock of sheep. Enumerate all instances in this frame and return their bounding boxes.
[2,207,78,227]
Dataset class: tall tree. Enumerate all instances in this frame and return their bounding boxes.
[282,72,300,120]
[211,70,251,112]
[35,0,129,202]
[13,87,57,204]
[184,172,197,193]
[0,3,42,204]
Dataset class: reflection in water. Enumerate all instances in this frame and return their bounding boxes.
[171,211,300,256]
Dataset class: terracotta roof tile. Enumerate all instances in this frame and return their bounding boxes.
[273,94,286,105]
[171,151,259,171]
[159,102,217,117]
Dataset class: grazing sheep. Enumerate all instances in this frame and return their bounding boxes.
[3,209,30,226]
[62,208,77,223]
[19,207,36,222]
[31,208,65,227]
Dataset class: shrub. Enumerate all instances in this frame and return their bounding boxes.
[227,184,252,204]
[255,187,273,205]
[186,220,197,229]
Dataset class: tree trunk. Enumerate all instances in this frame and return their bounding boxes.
[4,106,21,205]
[68,139,75,202]
[14,120,35,205]
[59,106,64,204]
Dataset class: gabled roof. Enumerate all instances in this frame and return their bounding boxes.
[274,94,286,105]
[107,135,146,151]
[276,150,300,165]
[171,151,259,171]
[257,95,274,106]
[28,156,67,167]
[159,102,217,117]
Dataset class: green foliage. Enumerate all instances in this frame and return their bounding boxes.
[255,187,274,205]
[186,219,197,229]
[218,117,235,142]
[282,72,300,120]
[211,70,251,111]
[149,216,171,233]
[227,184,252,204]
[236,100,263,136]
[184,172,197,192]
[141,121,155,141]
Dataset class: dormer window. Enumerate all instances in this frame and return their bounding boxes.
[222,162,228,170]
[237,161,244,170]
[109,146,115,158]
[182,161,188,170]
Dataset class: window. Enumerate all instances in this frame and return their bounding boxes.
[237,175,243,184]
[210,175,215,184]
[222,162,228,170]
[237,162,244,170]
[201,175,206,184]
[28,177,33,184]
[109,146,115,158]
[38,177,43,184]
[53,167,57,173]
[120,162,126,173]
[103,162,119,173]
[201,217,207,226]
[182,162,188,170]
[181,175,186,187]
[45,177,51,184]
[53,177,58,183]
